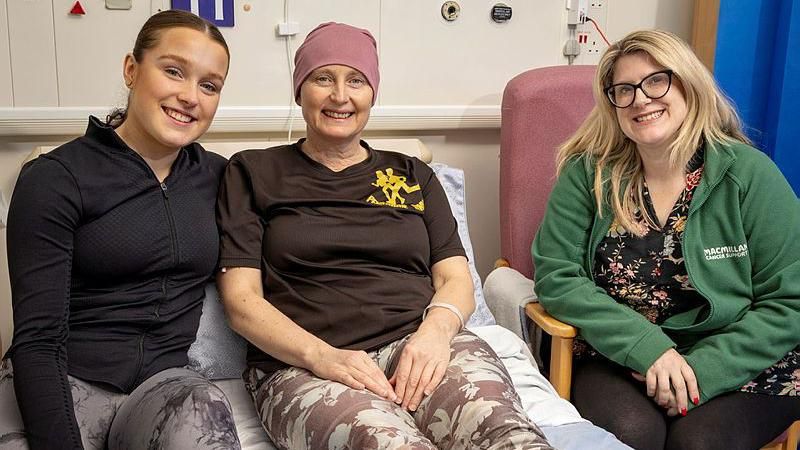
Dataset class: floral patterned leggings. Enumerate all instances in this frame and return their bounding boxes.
[0,360,240,450]
[245,330,555,450]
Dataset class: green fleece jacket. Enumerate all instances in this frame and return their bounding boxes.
[532,141,800,404]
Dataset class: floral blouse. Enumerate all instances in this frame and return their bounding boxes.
[576,154,800,396]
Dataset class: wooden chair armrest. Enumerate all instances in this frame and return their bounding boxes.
[492,259,578,339]
[787,420,800,450]
[525,302,576,400]
[761,420,800,450]
[489,259,577,399]
[525,303,576,338]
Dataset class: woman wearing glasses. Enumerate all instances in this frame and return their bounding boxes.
[532,30,800,449]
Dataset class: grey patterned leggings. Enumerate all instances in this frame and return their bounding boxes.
[0,359,241,449]
[245,330,555,450]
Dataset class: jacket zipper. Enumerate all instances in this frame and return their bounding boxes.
[157,277,166,320]
[120,147,183,387]
[160,182,179,267]
[133,182,177,386]
[154,181,177,346]
[680,156,736,329]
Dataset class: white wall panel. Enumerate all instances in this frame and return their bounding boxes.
[608,0,693,42]
[212,2,284,107]
[8,0,58,106]
[0,1,13,106]
[54,0,151,107]
[219,1,380,107]
[381,0,563,106]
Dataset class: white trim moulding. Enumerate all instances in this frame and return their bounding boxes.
[0,105,501,136]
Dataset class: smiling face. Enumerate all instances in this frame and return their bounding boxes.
[116,27,228,156]
[299,65,373,146]
[613,52,688,157]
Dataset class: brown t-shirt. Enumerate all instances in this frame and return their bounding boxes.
[217,140,465,373]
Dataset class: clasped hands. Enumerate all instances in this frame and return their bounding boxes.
[308,321,452,412]
[632,348,700,417]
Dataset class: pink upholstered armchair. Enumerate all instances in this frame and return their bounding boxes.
[486,65,595,400]
[497,65,597,280]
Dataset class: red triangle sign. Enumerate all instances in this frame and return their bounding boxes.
[70,1,86,15]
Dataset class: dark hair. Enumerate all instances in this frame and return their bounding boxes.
[107,9,230,127]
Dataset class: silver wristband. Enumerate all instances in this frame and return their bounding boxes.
[422,302,465,331]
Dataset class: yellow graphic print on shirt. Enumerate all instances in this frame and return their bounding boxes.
[366,168,424,211]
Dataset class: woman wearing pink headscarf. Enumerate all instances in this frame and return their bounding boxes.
[215,22,554,449]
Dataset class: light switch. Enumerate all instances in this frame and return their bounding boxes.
[106,0,132,10]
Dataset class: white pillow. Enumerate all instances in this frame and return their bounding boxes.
[187,284,247,379]
[431,163,496,327]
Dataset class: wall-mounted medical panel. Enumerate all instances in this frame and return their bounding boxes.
[8,0,59,106]
[53,0,152,107]
[380,0,563,106]
[0,2,13,106]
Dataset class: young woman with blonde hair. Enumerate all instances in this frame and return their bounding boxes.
[533,29,800,449]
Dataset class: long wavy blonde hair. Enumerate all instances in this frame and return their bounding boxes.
[557,30,749,234]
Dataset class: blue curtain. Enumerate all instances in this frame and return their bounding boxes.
[714,0,799,195]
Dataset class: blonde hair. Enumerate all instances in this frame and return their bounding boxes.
[557,29,750,234]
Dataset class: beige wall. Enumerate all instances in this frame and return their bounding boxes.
[0,0,693,354]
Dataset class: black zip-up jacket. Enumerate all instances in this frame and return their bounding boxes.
[5,117,226,449]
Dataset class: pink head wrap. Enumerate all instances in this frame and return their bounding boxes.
[293,22,379,105]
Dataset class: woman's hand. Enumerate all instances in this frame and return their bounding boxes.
[219,267,396,402]
[309,346,397,402]
[643,348,700,416]
[388,256,472,411]
[634,371,682,417]
[389,316,454,411]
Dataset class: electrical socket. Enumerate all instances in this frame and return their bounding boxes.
[576,31,602,58]
[576,0,608,64]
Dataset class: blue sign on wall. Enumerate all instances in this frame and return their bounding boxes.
[171,0,234,27]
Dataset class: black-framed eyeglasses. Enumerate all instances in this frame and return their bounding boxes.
[605,70,674,108]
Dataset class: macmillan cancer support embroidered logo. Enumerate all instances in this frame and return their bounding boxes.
[366,168,425,211]
[703,243,748,260]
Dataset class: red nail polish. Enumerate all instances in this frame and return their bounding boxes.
[681,408,687,416]
[692,397,699,405]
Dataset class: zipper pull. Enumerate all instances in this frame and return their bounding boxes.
[160,182,168,198]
